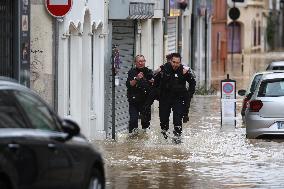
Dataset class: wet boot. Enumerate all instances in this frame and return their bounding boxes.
[183,115,189,123]
[161,130,169,139]
[173,128,182,144]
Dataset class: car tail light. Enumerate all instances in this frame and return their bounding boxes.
[249,100,263,112]
[243,97,249,109]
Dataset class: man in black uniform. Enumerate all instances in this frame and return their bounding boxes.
[154,53,196,140]
[126,55,154,134]
[182,66,196,123]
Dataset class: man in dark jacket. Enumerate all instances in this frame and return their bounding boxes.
[182,66,196,123]
[126,55,154,134]
[154,53,196,141]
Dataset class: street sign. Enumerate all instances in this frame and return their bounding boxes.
[221,75,236,127]
[229,7,240,20]
[45,0,73,18]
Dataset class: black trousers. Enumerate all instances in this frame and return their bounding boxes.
[184,95,192,116]
[128,101,151,133]
[159,96,185,135]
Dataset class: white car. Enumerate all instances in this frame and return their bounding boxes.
[245,72,284,139]
[238,71,281,124]
[266,61,284,71]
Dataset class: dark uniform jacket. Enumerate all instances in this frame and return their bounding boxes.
[154,63,196,99]
[126,67,154,103]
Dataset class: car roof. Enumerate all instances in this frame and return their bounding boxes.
[261,72,284,80]
[269,61,284,66]
[253,70,284,76]
[0,77,31,92]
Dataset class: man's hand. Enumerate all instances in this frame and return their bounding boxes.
[137,72,144,80]
[183,68,189,75]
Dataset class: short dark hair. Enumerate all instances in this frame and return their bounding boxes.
[166,53,173,61]
[171,53,181,60]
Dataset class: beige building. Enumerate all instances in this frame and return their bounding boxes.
[227,0,267,53]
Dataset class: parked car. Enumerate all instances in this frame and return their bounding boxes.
[238,71,277,123]
[266,61,284,71]
[0,78,105,189]
[245,72,284,139]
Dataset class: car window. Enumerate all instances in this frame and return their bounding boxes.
[258,79,284,97]
[250,74,262,93]
[272,66,284,70]
[0,90,27,128]
[13,91,60,131]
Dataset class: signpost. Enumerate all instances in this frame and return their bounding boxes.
[45,0,73,18]
[221,74,236,127]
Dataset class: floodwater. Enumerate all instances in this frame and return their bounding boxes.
[94,52,284,189]
[96,95,284,189]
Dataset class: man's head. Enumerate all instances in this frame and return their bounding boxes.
[135,55,146,69]
[170,53,181,70]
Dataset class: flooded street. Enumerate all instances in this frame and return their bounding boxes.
[96,95,284,189]
[94,53,284,189]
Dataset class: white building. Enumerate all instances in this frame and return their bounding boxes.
[57,0,107,140]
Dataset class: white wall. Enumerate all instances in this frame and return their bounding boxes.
[30,2,54,105]
[57,0,107,140]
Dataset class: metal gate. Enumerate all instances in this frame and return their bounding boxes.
[106,20,135,137]
[167,17,177,54]
[0,0,17,78]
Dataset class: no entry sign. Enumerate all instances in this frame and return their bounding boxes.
[45,0,73,18]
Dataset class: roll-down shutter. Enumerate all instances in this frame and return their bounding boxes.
[167,17,177,54]
[105,20,135,137]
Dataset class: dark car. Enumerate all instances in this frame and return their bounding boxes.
[0,78,105,189]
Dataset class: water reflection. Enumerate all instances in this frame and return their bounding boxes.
[95,95,284,189]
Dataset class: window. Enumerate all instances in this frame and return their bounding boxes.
[258,79,284,97]
[13,91,60,131]
[258,21,261,45]
[0,90,27,128]
[253,20,257,46]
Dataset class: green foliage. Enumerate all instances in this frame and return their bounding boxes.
[195,85,217,95]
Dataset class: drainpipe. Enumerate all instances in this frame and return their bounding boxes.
[190,0,195,70]
[178,11,182,54]
[205,8,208,90]
[53,18,59,112]
[163,0,168,62]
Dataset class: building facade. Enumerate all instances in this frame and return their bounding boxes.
[0,0,31,87]
[227,0,266,53]
[211,0,227,88]
[56,0,107,140]
[29,0,195,140]
[192,0,212,90]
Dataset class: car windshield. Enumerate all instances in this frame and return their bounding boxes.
[0,90,28,128]
[258,79,284,97]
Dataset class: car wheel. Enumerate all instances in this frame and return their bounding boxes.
[88,168,104,189]
[0,180,9,189]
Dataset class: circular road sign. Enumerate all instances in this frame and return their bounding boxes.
[229,7,240,20]
[223,83,234,94]
[45,0,73,18]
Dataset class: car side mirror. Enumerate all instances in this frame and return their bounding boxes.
[61,119,80,141]
[238,89,246,96]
